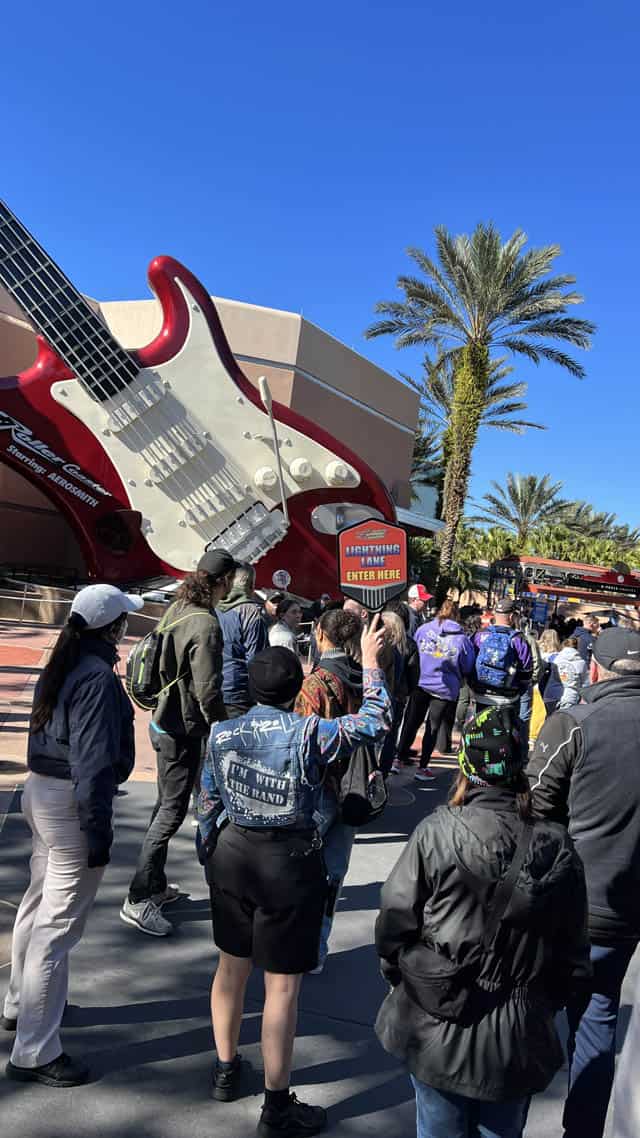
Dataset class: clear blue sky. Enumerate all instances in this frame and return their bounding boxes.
[3,1,639,524]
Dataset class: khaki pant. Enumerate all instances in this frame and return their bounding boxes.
[4,773,104,1068]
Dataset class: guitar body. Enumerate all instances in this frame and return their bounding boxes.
[0,250,395,594]
[1,344,164,581]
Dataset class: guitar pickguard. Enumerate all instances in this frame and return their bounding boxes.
[51,278,360,571]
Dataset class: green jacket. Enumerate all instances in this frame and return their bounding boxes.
[154,600,226,737]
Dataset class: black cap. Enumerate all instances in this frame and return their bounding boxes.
[248,647,304,706]
[496,597,515,614]
[593,627,640,673]
[197,548,237,579]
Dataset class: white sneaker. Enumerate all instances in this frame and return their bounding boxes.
[415,769,436,782]
[120,897,173,936]
[151,884,181,906]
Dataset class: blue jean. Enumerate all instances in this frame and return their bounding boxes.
[315,787,355,963]
[564,941,637,1138]
[410,1076,528,1138]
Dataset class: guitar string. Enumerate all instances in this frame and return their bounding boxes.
[0,208,285,557]
[0,207,139,391]
[0,209,282,557]
[0,204,244,516]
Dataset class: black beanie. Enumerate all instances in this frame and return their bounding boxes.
[248,647,304,706]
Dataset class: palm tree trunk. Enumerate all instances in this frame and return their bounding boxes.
[438,343,489,582]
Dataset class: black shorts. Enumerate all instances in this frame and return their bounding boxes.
[208,823,327,974]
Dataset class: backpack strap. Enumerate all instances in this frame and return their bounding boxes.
[155,605,213,697]
[453,818,535,949]
[482,821,534,947]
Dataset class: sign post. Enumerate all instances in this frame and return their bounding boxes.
[337,519,407,612]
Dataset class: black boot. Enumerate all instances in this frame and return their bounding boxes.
[211,1053,243,1101]
[257,1092,327,1137]
[6,1052,89,1087]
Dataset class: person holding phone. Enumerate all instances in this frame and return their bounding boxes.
[197,615,391,1136]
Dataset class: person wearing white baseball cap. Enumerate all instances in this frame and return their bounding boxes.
[4,584,141,1088]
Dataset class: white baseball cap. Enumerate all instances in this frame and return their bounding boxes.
[70,584,144,630]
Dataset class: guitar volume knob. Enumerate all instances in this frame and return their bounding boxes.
[289,458,312,482]
[254,467,278,491]
[325,460,351,486]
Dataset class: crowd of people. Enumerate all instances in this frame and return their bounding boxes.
[2,557,640,1138]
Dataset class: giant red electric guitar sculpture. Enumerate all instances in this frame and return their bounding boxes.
[0,200,395,595]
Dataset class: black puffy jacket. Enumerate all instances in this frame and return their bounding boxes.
[375,786,591,1102]
[28,637,135,861]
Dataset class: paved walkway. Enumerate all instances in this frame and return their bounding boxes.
[0,620,633,1136]
[0,761,633,1137]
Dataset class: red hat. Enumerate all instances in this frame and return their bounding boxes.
[408,584,433,602]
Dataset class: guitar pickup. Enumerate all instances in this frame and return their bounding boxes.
[182,497,223,526]
[107,378,166,433]
[147,436,207,483]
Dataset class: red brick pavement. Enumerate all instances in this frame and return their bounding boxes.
[0,622,156,785]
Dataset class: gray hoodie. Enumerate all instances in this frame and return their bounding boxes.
[553,646,587,708]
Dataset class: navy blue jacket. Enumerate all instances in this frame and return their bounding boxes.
[216,594,268,708]
[28,638,135,861]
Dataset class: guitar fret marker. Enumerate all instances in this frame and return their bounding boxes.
[0,201,138,402]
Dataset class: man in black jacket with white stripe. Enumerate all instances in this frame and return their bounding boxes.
[527,626,640,1138]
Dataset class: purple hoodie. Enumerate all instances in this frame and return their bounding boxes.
[415,619,475,700]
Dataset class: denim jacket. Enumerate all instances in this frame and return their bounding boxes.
[197,666,391,843]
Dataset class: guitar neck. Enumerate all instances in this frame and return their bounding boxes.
[0,200,137,400]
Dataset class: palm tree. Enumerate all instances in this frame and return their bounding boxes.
[562,502,640,551]
[410,421,445,504]
[404,353,545,439]
[530,524,640,568]
[472,473,568,549]
[528,524,588,562]
[365,224,595,574]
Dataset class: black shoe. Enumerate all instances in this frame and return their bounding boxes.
[212,1053,243,1101]
[6,1052,89,1087]
[257,1092,327,1137]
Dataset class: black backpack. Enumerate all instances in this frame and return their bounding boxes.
[322,672,388,827]
[338,743,387,826]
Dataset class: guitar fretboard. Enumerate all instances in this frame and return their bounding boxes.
[0,200,138,400]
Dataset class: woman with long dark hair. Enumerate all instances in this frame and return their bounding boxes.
[375,705,591,1138]
[3,584,141,1088]
[294,607,363,972]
